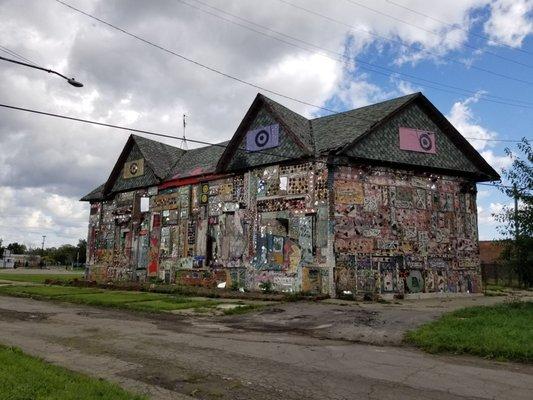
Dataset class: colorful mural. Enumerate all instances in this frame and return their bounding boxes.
[83,92,497,298]
[333,165,481,296]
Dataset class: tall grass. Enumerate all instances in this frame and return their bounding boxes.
[405,301,533,363]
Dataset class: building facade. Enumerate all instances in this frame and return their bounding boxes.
[81,92,499,297]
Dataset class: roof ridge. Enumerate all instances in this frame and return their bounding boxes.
[259,94,314,155]
[260,95,308,119]
[131,133,183,151]
[308,118,316,156]
[131,134,186,179]
[310,92,421,121]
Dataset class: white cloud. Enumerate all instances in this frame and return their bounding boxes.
[391,77,422,95]
[0,186,87,247]
[447,93,515,174]
[480,150,513,171]
[256,53,341,117]
[477,189,490,198]
[335,73,392,109]
[478,201,507,225]
[447,92,498,152]
[484,0,533,47]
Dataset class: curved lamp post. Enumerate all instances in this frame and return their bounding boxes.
[0,55,83,87]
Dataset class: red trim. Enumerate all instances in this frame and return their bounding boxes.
[159,173,231,189]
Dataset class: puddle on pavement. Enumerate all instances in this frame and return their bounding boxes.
[0,308,51,322]
[216,303,245,310]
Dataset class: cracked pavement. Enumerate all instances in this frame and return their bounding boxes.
[0,295,531,399]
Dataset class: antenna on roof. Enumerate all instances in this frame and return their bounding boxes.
[180,113,188,150]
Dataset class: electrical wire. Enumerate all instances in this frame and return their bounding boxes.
[52,0,533,121]
[0,104,528,191]
[0,45,41,68]
[177,0,533,108]
[275,0,533,86]
[4,3,529,156]
[344,0,533,69]
[478,182,530,191]
[0,102,299,161]
[385,0,533,56]
[0,102,528,149]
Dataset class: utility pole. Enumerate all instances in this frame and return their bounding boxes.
[513,184,519,240]
[41,235,46,269]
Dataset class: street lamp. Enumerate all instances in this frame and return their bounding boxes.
[0,55,83,87]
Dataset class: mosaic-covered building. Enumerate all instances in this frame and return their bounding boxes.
[81,92,499,297]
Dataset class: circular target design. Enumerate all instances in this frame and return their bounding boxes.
[200,194,208,204]
[418,133,433,151]
[254,129,270,148]
[129,162,139,175]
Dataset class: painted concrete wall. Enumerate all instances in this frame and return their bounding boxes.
[86,160,481,296]
[87,160,332,293]
[333,165,481,296]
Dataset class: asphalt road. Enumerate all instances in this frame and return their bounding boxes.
[0,295,531,400]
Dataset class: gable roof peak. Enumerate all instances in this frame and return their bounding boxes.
[256,94,314,154]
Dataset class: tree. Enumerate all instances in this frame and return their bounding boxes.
[76,239,87,265]
[0,238,4,258]
[6,242,27,255]
[52,244,77,265]
[493,138,533,287]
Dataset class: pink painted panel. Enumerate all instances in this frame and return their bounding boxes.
[399,127,437,154]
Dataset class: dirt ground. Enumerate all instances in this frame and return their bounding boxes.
[0,294,531,400]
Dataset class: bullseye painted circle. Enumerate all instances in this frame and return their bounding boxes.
[254,130,269,147]
[129,162,138,175]
[419,133,433,151]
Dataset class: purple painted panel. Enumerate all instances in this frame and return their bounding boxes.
[246,124,279,152]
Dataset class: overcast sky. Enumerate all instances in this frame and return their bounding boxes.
[1,0,532,248]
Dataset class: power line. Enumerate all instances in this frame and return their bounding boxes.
[0,102,298,161]
[275,0,533,86]
[52,0,533,123]
[0,101,528,149]
[0,101,528,192]
[385,0,533,56]
[177,0,533,109]
[53,0,348,116]
[478,182,529,191]
[0,45,41,67]
[344,0,533,70]
[466,138,528,143]
[8,2,529,145]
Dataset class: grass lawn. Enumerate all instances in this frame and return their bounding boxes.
[0,272,82,284]
[0,345,145,400]
[405,301,533,363]
[0,285,220,313]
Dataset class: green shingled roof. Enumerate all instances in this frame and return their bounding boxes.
[262,96,314,154]
[311,93,419,154]
[81,92,500,201]
[133,135,186,179]
[80,183,105,202]
[166,141,228,180]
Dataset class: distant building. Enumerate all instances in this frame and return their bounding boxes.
[479,241,506,265]
[1,251,41,268]
[81,92,500,297]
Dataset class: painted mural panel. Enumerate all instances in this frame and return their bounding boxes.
[86,159,481,298]
[333,165,481,296]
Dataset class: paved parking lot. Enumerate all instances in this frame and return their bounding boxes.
[0,294,531,399]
